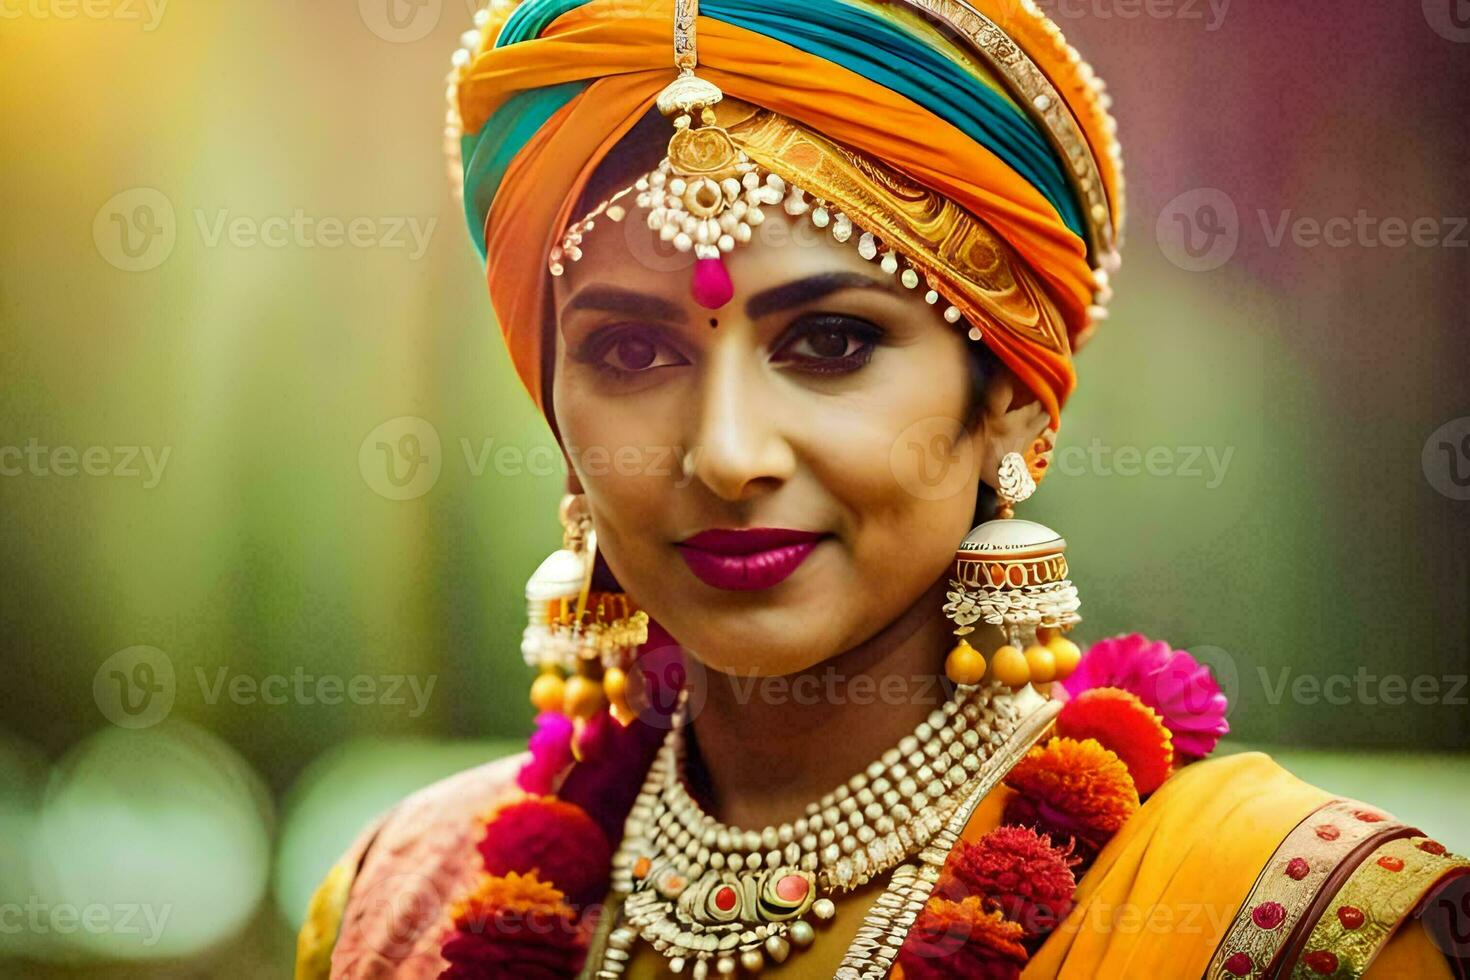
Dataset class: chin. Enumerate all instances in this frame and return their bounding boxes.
[688,639,833,681]
[651,587,849,679]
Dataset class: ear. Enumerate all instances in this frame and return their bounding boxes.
[971,366,1050,490]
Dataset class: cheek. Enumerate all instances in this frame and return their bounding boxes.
[793,338,977,545]
[552,357,681,562]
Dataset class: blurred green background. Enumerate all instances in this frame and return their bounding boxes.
[1,0,1467,976]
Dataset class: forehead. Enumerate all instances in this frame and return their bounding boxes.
[551,205,888,315]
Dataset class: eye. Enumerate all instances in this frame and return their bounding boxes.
[772,315,883,374]
[579,327,688,377]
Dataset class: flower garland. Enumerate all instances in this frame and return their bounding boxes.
[440,633,1228,979]
[895,634,1230,978]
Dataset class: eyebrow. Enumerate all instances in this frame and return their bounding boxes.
[561,285,687,323]
[744,271,895,319]
[561,270,895,324]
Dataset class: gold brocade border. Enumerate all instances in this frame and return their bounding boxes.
[893,0,1120,265]
[727,109,1071,357]
[1203,799,1408,980]
[1285,835,1470,980]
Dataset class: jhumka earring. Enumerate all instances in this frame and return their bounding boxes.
[942,451,1082,692]
[522,493,649,736]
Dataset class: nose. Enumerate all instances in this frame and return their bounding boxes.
[686,340,796,502]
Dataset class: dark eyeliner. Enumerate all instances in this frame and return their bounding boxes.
[772,314,885,374]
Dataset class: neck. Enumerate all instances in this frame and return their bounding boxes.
[683,572,970,832]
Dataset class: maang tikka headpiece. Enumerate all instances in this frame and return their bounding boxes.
[547,0,983,336]
[550,0,772,311]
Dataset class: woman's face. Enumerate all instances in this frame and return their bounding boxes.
[551,207,988,678]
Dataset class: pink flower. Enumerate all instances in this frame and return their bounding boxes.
[1061,634,1228,758]
[516,712,574,795]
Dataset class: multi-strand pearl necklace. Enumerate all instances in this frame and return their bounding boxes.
[593,681,1029,978]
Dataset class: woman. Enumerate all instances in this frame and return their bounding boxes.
[296,0,1468,977]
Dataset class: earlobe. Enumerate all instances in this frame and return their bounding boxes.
[565,459,585,495]
[973,368,1050,489]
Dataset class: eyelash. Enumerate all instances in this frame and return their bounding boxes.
[773,314,882,374]
[576,315,883,382]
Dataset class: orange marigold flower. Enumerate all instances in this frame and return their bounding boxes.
[1056,687,1174,795]
[899,897,1028,980]
[442,871,585,980]
[1003,736,1139,860]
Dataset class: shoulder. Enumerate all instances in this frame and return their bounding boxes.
[1029,750,1470,978]
[295,752,528,980]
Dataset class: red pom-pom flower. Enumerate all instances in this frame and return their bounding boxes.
[477,797,612,908]
[898,897,1029,980]
[937,825,1079,936]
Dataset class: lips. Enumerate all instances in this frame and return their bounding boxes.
[675,527,826,591]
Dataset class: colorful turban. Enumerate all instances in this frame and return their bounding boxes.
[446,0,1124,429]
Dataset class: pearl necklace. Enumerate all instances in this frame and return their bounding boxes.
[595,681,1026,978]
